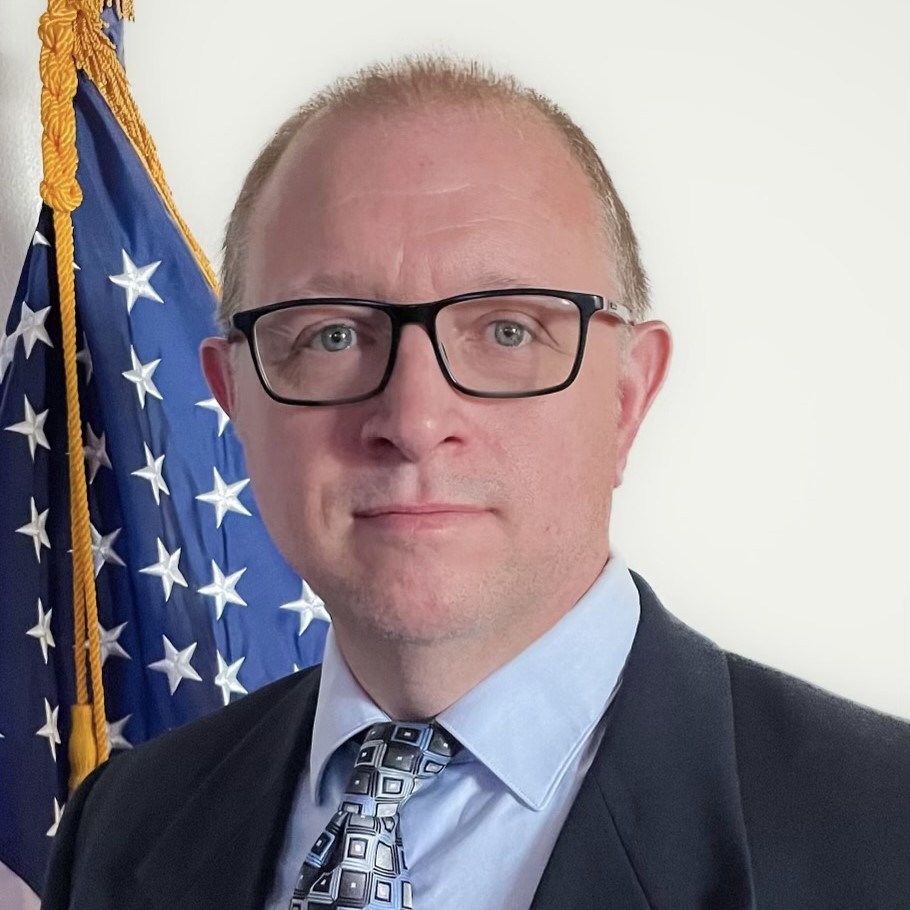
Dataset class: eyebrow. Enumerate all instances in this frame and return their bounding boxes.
[273,271,368,300]
[275,270,540,302]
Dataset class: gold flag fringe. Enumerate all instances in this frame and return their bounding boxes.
[37,0,218,792]
[72,1,218,291]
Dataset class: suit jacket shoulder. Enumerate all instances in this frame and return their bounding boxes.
[540,572,910,910]
[43,666,321,910]
[725,651,910,906]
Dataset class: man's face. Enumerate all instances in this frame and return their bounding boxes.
[203,103,668,650]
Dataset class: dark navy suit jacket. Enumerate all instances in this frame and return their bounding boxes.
[42,574,910,909]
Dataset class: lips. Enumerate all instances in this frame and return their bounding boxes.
[355,503,485,517]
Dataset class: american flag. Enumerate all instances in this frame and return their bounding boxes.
[0,12,328,900]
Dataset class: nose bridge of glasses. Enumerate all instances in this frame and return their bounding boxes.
[385,299,445,332]
[382,300,450,371]
[384,302,451,388]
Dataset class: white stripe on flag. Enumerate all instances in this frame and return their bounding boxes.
[0,860,40,910]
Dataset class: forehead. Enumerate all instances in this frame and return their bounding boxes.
[244,101,611,304]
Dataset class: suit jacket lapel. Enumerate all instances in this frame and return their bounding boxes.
[532,573,756,910]
[134,666,322,910]
[530,766,653,908]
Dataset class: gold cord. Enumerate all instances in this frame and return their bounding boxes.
[37,0,217,791]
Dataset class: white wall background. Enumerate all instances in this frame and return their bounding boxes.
[1,0,908,722]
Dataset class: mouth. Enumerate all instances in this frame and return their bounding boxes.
[355,504,485,517]
[353,504,489,532]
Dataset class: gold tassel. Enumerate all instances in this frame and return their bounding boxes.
[68,704,98,791]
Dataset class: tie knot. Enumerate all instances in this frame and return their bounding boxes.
[292,722,461,906]
[342,721,459,818]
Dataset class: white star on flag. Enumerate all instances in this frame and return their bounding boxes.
[5,394,50,460]
[107,714,133,750]
[139,538,188,602]
[16,301,53,357]
[26,598,55,664]
[16,497,50,562]
[148,635,202,695]
[90,523,126,577]
[36,698,61,761]
[99,621,130,665]
[109,250,164,313]
[83,423,112,482]
[122,346,163,408]
[198,560,248,620]
[195,467,251,528]
[76,333,93,384]
[195,397,230,436]
[280,580,331,635]
[131,443,170,505]
[46,798,64,838]
[0,329,19,384]
[214,652,248,705]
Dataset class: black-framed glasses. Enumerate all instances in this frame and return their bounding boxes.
[229,288,633,406]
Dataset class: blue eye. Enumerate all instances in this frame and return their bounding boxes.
[313,325,357,352]
[491,321,530,347]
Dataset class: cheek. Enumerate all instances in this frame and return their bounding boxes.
[232,385,331,530]
[504,393,617,525]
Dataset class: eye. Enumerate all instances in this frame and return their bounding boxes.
[490,320,531,347]
[308,324,358,352]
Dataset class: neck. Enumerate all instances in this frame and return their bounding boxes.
[333,632,528,720]
[331,553,610,719]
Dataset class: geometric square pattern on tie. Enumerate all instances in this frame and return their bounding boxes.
[290,721,460,910]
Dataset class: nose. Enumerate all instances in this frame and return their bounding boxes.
[359,324,464,462]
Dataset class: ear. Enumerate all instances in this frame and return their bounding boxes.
[199,336,237,417]
[613,320,672,487]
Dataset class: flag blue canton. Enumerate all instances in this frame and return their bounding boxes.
[0,72,328,894]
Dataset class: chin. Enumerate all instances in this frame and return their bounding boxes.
[326,574,494,646]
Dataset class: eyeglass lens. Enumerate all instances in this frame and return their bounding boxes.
[252,294,582,402]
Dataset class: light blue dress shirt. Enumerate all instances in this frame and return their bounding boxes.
[266,552,640,910]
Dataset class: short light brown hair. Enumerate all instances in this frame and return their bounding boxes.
[219,56,650,331]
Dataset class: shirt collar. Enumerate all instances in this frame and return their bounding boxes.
[438,551,640,810]
[308,629,389,802]
[308,551,640,810]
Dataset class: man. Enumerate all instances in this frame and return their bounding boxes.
[44,58,909,910]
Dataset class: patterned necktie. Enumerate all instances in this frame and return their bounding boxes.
[290,721,460,910]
